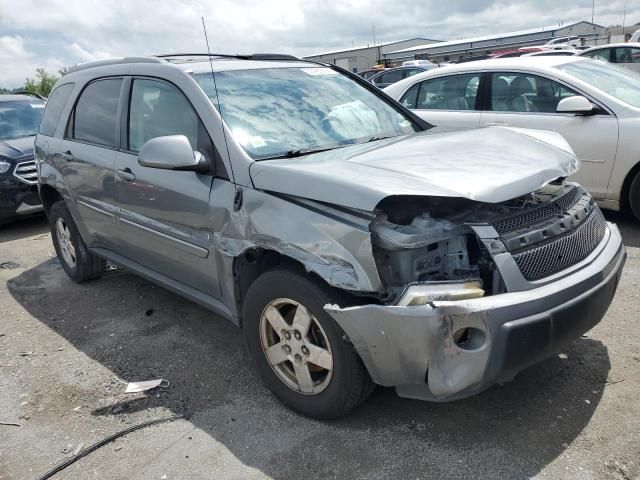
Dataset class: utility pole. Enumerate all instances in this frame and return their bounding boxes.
[591,0,595,24]
[372,24,376,46]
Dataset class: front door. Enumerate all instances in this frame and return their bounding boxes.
[479,72,619,201]
[113,77,221,297]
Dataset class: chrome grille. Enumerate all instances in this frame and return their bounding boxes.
[493,186,581,234]
[511,209,607,281]
[13,160,38,185]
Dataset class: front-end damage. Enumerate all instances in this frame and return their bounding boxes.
[324,183,626,401]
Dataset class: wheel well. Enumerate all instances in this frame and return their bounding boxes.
[234,249,306,324]
[39,185,63,216]
[620,161,640,212]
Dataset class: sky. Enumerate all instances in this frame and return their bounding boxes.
[0,0,638,88]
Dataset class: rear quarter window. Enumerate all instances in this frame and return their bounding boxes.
[39,83,74,136]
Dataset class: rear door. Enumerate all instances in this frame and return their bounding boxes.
[479,72,619,200]
[112,77,224,297]
[58,77,123,247]
[400,72,482,128]
[372,69,403,88]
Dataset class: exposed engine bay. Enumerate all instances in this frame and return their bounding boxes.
[370,181,598,302]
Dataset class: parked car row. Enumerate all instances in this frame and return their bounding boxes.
[383,56,640,221]
[29,53,625,418]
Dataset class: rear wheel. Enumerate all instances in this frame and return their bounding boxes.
[49,201,105,282]
[630,171,640,222]
[243,268,374,419]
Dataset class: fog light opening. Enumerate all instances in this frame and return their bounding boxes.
[453,327,486,351]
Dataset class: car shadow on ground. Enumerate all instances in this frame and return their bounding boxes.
[8,256,612,479]
[0,215,49,243]
[603,210,640,248]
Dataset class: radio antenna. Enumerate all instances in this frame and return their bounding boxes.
[200,16,235,180]
[201,17,222,106]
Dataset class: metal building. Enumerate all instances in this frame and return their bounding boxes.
[384,21,606,64]
[302,38,441,73]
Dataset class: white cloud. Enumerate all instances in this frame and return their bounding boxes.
[0,0,638,87]
[0,35,64,87]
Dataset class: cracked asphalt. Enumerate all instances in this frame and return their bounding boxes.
[1,212,639,480]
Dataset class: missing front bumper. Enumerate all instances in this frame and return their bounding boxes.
[325,223,625,402]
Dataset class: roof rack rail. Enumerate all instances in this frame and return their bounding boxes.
[154,53,302,62]
[66,57,165,74]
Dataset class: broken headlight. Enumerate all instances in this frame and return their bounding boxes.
[396,280,485,306]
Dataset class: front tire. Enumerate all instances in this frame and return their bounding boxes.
[242,268,374,419]
[49,201,105,283]
[629,171,640,222]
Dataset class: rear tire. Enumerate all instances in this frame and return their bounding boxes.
[630,171,640,222]
[49,201,105,283]
[242,267,374,419]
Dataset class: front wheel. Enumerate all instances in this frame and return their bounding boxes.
[629,171,640,222]
[49,201,105,282]
[242,268,374,419]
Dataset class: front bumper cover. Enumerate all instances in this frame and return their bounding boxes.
[325,222,625,401]
[0,176,42,221]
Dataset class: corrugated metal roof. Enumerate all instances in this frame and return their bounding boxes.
[388,21,602,55]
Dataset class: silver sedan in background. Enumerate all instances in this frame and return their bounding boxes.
[384,57,640,220]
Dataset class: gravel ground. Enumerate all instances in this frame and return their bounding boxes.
[1,212,639,480]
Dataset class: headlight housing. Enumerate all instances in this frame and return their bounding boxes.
[0,159,11,174]
[396,280,485,306]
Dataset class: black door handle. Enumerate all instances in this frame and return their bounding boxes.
[117,168,136,182]
[60,151,74,162]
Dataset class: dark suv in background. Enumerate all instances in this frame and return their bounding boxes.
[0,94,45,225]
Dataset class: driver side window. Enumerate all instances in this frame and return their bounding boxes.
[128,79,199,152]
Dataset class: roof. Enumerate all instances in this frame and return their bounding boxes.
[579,42,640,52]
[302,38,441,58]
[388,21,604,55]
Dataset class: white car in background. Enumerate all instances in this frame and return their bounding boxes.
[384,56,640,220]
[578,43,640,73]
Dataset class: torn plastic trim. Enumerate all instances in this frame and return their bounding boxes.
[326,301,492,397]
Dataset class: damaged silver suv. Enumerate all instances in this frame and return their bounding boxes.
[36,54,626,418]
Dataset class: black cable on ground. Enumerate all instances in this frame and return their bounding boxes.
[36,415,183,480]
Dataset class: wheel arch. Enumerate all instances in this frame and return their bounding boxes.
[39,184,64,216]
[232,248,378,328]
[619,159,640,212]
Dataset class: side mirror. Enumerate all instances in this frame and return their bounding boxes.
[556,96,598,115]
[138,135,207,172]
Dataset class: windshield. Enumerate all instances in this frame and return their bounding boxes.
[557,60,640,108]
[0,99,46,140]
[192,67,419,160]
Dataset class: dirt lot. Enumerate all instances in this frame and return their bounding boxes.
[1,212,639,480]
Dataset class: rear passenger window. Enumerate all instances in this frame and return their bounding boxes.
[39,83,74,136]
[72,78,122,147]
[128,79,198,152]
[414,74,480,110]
[615,47,640,64]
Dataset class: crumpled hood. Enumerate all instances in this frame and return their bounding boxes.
[0,136,35,162]
[249,126,579,211]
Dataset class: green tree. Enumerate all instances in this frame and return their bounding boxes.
[23,68,59,97]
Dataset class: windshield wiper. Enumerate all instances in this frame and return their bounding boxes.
[367,135,395,142]
[263,145,344,160]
